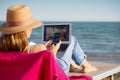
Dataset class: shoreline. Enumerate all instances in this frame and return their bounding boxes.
[86,53,120,64]
[57,52,120,64]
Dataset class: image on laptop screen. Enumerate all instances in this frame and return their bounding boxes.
[42,23,71,44]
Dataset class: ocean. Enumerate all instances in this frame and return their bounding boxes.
[0,21,120,55]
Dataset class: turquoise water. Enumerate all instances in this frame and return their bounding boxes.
[71,22,120,55]
[0,21,120,55]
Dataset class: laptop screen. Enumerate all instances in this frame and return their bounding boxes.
[42,23,71,44]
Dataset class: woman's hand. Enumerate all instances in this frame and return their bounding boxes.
[44,40,61,59]
[44,40,52,50]
[50,40,61,58]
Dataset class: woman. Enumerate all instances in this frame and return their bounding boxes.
[0,4,97,74]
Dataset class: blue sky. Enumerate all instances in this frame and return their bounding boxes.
[0,0,120,21]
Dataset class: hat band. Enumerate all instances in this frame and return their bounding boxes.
[7,17,34,27]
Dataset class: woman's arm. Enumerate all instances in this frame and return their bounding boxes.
[30,40,61,59]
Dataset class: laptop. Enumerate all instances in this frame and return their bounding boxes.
[42,23,71,52]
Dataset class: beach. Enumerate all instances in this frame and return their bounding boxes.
[0,0,120,79]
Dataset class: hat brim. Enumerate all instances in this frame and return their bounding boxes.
[0,20,43,34]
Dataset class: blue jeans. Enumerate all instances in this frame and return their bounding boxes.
[57,36,86,74]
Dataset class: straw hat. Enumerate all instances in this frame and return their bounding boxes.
[0,4,43,34]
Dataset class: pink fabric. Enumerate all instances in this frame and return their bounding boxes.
[0,50,92,80]
[69,75,93,80]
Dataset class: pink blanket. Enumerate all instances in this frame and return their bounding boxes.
[0,50,92,80]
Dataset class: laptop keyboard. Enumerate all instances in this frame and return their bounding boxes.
[58,44,69,52]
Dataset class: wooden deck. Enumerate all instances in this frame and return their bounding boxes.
[68,55,120,80]
[69,61,120,80]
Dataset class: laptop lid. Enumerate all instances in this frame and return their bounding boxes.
[42,23,71,44]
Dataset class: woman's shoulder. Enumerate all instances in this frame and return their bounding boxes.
[29,43,47,53]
